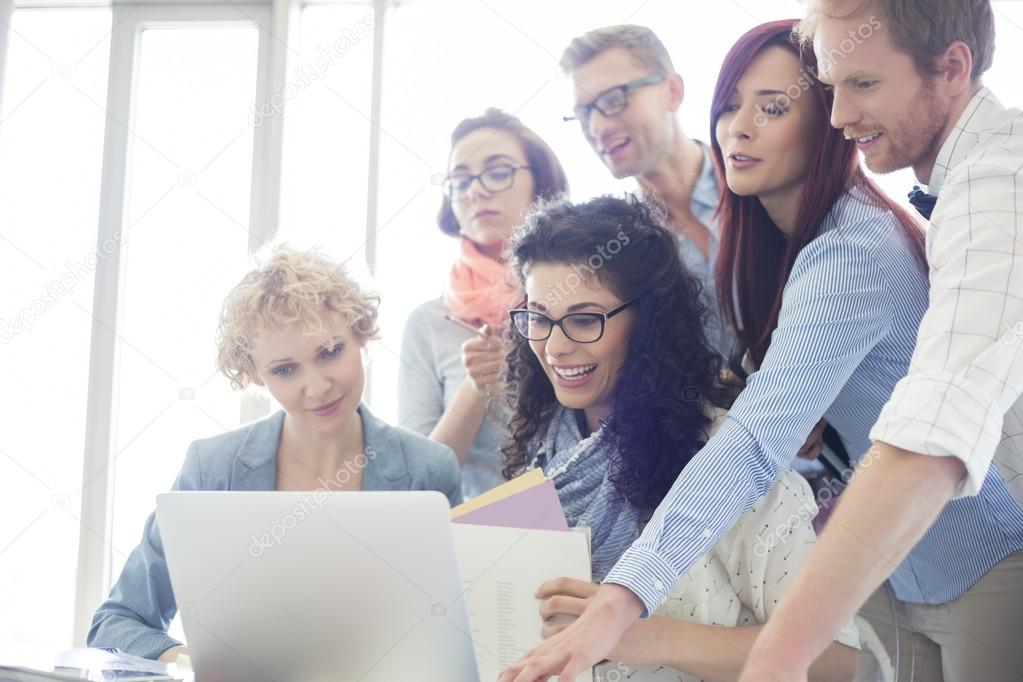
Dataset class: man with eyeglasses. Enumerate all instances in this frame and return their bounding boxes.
[559,24,733,362]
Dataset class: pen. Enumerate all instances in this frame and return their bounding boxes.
[444,314,487,337]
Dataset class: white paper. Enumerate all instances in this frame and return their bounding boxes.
[452,524,593,682]
[53,649,173,676]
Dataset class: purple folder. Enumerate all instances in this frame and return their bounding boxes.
[452,479,569,531]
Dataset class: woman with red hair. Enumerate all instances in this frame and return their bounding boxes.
[502,19,938,682]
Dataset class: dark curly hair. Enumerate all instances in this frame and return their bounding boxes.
[501,195,735,511]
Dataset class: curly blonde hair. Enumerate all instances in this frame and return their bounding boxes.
[216,245,380,390]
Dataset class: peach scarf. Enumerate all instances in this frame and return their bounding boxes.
[443,239,522,329]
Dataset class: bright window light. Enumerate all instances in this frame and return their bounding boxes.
[108,26,259,587]
[0,6,111,659]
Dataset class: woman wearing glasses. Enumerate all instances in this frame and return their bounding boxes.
[398,108,568,499]
[501,195,860,681]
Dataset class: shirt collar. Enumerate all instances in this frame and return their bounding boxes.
[235,402,410,486]
[928,87,1004,195]
[690,140,722,238]
[358,402,410,484]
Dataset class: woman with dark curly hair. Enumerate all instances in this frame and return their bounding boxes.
[502,195,731,517]
[503,195,859,681]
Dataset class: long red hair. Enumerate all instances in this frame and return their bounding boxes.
[710,20,926,368]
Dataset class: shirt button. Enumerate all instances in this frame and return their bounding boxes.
[653,579,664,592]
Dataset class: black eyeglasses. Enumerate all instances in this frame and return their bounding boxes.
[563,74,667,127]
[442,163,532,200]
[509,300,636,343]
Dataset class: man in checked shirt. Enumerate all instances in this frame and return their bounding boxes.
[742,1,1023,680]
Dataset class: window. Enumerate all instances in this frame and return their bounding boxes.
[108,24,260,582]
[277,4,375,263]
[0,6,112,658]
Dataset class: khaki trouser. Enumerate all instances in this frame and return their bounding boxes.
[857,550,1023,682]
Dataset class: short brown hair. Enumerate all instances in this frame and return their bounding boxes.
[559,24,674,76]
[437,108,568,238]
[797,0,995,80]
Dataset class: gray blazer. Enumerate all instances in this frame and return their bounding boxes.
[87,403,462,659]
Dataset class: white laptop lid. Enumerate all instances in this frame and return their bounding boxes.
[156,491,478,682]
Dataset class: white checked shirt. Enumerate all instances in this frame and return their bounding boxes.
[871,88,1023,504]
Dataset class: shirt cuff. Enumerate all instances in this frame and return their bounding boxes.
[123,630,183,660]
[602,546,680,618]
[870,371,1003,497]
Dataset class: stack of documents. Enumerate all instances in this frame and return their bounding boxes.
[450,470,593,682]
[0,647,186,681]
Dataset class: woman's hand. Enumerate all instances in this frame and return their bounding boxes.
[534,578,677,669]
[461,324,505,397]
[499,582,644,681]
[156,645,187,663]
[796,419,828,460]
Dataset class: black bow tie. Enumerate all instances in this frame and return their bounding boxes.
[908,185,938,220]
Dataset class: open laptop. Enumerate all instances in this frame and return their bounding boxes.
[156,491,479,682]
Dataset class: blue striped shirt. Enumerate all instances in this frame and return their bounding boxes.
[604,185,1023,613]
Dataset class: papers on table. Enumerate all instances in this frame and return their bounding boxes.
[53,649,174,676]
[0,648,186,681]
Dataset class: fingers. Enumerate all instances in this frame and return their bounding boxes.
[464,335,503,357]
[499,624,599,682]
[461,343,504,374]
[796,436,823,460]
[535,577,598,599]
[468,358,504,375]
[541,622,570,638]
[500,634,571,681]
[538,595,587,620]
[507,654,561,682]
[796,418,828,459]
[467,362,504,389]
